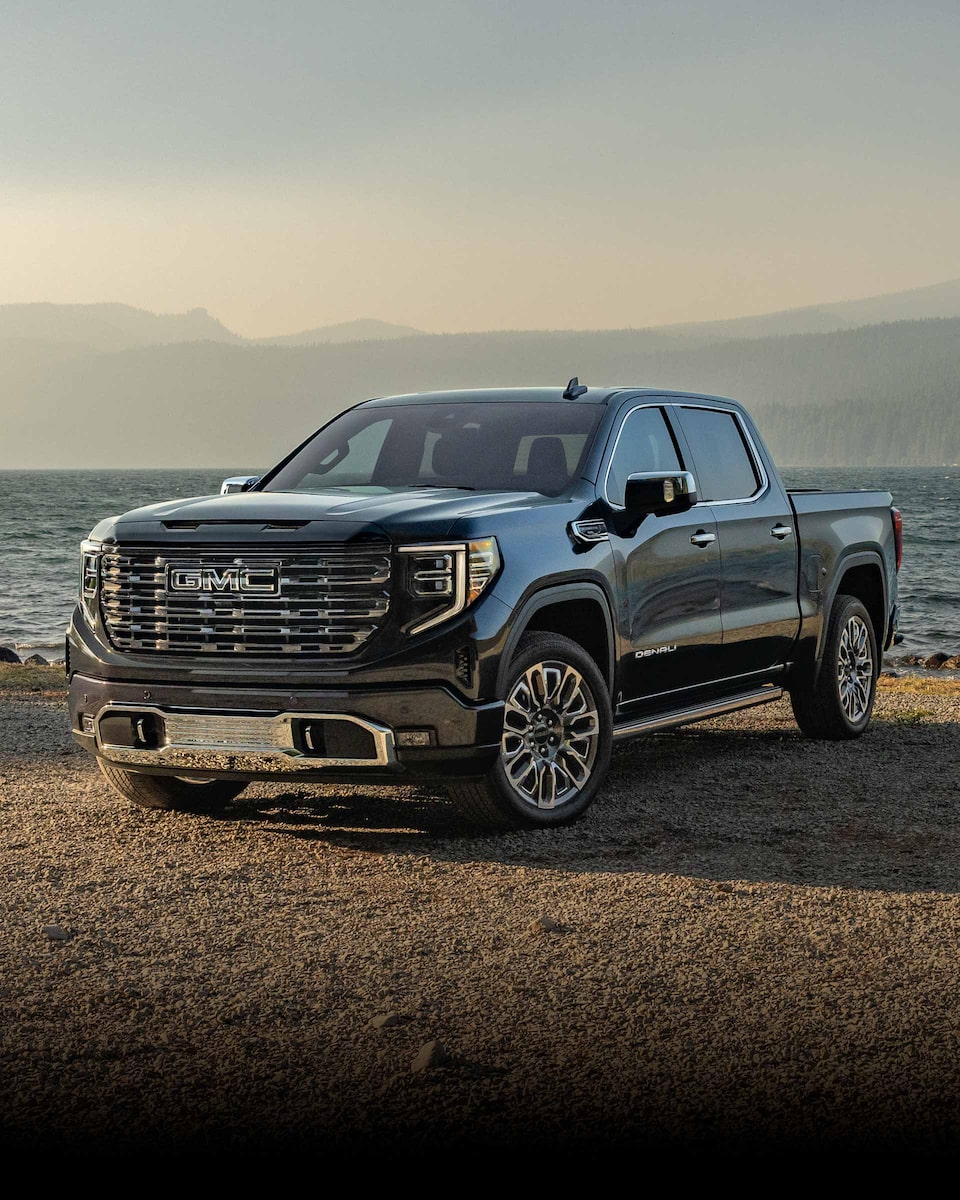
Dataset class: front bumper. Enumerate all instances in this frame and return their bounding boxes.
[69,673,503,783]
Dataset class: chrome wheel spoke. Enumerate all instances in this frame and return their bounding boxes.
[559,744,590,786]
[566,710,599,737]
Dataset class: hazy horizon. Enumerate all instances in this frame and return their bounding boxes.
[2,2,959,336]
[6,274,960,340]
[3,2,959,471]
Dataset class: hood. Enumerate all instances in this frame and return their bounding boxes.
[97,486,552,545]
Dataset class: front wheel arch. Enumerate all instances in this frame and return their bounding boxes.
[496,582,616,695]
[449,630,613,828]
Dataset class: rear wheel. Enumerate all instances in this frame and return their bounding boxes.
[97,759,247,811]
[447,632,612,829]
[790,594,877,739]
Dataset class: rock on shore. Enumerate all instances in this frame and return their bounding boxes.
[898,651,960,669]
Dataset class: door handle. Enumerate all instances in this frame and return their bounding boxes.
[771,524,793,540]
[690,530,716,547]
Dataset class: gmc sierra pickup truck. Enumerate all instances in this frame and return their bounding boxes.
[68,382,902,828]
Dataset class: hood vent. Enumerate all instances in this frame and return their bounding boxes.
[162,519,309,531]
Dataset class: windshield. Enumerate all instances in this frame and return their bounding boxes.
[262,401,603,497]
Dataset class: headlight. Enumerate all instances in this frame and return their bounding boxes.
[398,537,501,635]
[79,539,103,625]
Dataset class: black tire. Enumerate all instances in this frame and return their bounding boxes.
[790,594,878,740]
[97,759,247,811]
[447,631,613,829]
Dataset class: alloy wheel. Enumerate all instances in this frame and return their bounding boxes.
[500,660,601,809]
[837,614,874,723]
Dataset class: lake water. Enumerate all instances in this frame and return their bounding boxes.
[0,466,956,660]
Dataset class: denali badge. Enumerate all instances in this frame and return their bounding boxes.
[635,644,677,658]
[166,563,281,596]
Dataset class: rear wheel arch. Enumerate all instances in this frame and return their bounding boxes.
[825,554,887,655]
[791,593,878,740]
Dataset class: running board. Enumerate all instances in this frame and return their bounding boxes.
[612,686,784,741]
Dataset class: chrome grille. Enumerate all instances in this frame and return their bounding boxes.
[100,544,391,655]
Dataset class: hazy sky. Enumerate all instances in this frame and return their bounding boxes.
[2,0,958,335]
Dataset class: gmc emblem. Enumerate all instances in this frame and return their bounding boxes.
[166,563,281,596]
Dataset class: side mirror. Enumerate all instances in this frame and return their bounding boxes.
[220,475,260,495]
[623,471,698,516]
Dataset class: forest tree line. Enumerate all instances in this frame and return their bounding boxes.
[3,315,958,467]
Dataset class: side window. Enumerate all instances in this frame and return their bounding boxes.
[297,418,391,488]
[606,407,682,506]
[677,408,760,502]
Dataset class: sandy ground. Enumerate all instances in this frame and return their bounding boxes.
[1,668,959,1156]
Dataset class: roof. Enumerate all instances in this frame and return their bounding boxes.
[363,387,617,407]
[361,386,744,408]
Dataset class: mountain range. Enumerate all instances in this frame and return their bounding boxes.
[2,279,959,469]
[0,304,422,353]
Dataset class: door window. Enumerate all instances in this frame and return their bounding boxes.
[605,407,682,507]
[677,408,761,502]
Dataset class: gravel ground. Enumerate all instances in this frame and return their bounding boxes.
[2,673,959,1156]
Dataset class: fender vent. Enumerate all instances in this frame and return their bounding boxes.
[569,519,609,544]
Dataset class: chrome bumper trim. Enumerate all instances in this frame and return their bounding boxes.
[93,704,396,771]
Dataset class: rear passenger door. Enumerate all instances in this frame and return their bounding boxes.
[672,404,800,678]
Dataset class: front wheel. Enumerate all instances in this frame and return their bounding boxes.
[790,594,878,740]
[447,631,612,829]
[97,759,247,811]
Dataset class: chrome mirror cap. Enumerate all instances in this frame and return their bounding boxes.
[623,470,698,516]
[220,475,260,495]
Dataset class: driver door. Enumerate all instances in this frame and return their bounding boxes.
[605,404,724,707]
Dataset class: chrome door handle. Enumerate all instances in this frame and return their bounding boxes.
[771,524,793,540]
[690,531,716,547]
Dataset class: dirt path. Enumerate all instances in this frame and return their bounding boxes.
[2,676,959,1154]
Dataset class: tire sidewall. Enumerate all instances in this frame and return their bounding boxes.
[98,759,246,810]
[488,632,612,827]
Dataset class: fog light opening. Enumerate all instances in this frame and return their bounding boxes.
[97,710,164,750]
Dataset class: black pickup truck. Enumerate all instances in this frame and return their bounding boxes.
[68,383,902,828]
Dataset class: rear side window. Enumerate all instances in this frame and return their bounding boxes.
[676,407,760,502]
[606,407,682,506]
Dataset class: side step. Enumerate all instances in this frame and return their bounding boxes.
[612,686,784,742]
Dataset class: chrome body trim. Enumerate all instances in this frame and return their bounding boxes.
[617,663,786,709]
[93,703,396,771]
[612,685,783,741]
[220,476,260,495]
[569,519,610,544]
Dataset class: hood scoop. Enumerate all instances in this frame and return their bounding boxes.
[162,519,310,531]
